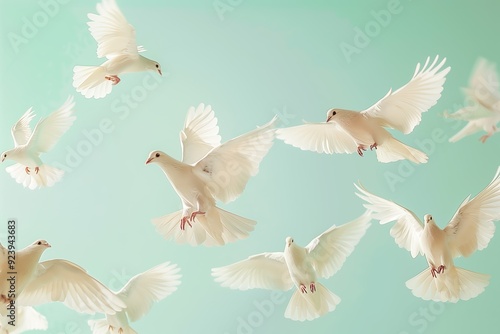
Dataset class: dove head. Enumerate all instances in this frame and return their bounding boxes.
[326,108,339,122]
[1,149,17,163]
[144,58,162,76]
[32,240,51,248]
[286,237,294,248]
[424,214,434,224]
[146,150,166,165]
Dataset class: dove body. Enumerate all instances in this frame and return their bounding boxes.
[148,152,214,219]
[0,241,49,303]
[284,238,317,292]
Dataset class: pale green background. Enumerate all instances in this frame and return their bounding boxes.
[1,0,500,333]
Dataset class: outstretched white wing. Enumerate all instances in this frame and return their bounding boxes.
[180,103,221,165]
[355,183,424,258]
[11,108,36,147]
[276,122,358,154]
[444,167,500,258]
[117,262,181,322]
[363,56,450,134]
[305,210,371,279]
[194,117,276,203]
[18,259,126,315]
[87,0,140,58]
[212,252,294,291]
[25,96,76,154]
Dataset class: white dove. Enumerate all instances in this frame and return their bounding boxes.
[277,56,450,164]
[146,103,276,247]
[88,262,181,334]
[212,211,371,321]
[1,97,76,190]
[355,168,500,303]
[0,306,47,334]
[445,58,500,143]
[0,240,125,316]
[73,0,162,99]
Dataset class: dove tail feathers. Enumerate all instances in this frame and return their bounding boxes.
[73,65,113,99]
[405,266,490,303]
[448,122,482,142]
[376,137,428,164]
[5,163,64,190]
[152,207,256,247]
[88,319,138,334]
[284,283,340,321]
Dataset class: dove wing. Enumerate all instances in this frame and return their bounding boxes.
[355,183,424,257]
[276,122,358,154]
[117,262,181,322]
[87,0,140,58]
[17,259,125,314]
[444,167,500,258]
[25,97,76,154]
[467,57,500,111]
[11,108,36,147]
[212,252,294,291]
[193,117,276,203]
[180,103,221,165]
[305,211,371,279]
[362,56,450,134]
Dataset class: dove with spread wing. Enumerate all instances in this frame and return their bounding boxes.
[73,0,162,99]
[146,104,276,246]
[277,56,450,163]
[212,211,371,321]
[445,58,500,143]
[356,168,500,302]
[1,97,76,190]
[88,262,181,334]
[0,240,125,316]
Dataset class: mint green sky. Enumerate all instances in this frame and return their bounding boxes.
[1,0,499,333]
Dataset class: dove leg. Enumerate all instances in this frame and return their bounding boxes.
[105,75,121,85]
[480,126,497,143]
[357,145,367,156]
[437,265,446,274]
[108,325,115,332]
[430,267,438,278]
[300,284,308,294]
[118,328,124,334]
[370,142,378,150]
[310,282,316,293]
[190,210,206,221]
[25,166,31,174]
[180,216,192,230]
[35,166,39,174]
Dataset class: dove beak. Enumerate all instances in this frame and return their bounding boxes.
[46,243,51,248]
[158,69,162,76]
[146,157,154,164]
[326,116,332,122]
[1,157,4,162]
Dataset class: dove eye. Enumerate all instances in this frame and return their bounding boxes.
[332,111,337,116]
[37,241,42,245]
[155,153,160,158]
[155,64,159,68]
